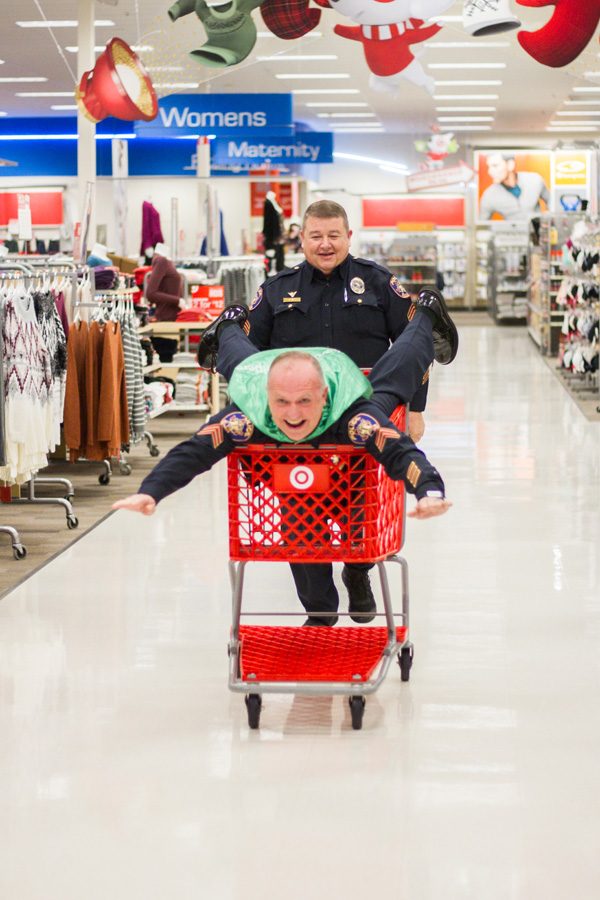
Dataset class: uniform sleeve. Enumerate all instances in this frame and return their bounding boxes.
[247,283,273,349]
[381,273,413,341]
[138,405,237,503]
[337,401,444,499]
[367,425,444,498]
[409,380,429,413]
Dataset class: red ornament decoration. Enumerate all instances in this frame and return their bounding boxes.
[76,37,158,123]
[516,0,600,68]
[260,0,322,39]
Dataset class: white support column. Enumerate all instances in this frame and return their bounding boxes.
[77,0,96,257]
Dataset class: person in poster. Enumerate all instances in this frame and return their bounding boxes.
[479,152,550,221]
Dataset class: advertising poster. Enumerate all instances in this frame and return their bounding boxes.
[476,151,551,222]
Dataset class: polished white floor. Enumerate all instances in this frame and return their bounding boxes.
[1,323,599,900]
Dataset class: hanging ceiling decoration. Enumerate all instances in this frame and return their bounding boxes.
[75,37,158,123]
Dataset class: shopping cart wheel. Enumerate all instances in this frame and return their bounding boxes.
[349,696,365,730]
[398,645,414,682]
[245,693,262,729]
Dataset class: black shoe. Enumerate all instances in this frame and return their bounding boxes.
[416,288,459,365]
[196,305,249,371]
[303,614,338,627]
[342,566,376,624]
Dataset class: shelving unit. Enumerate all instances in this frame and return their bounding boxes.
[527,215,574,355]
[475,228,493,312]
[359,232,437,296]
[492,229,529,324]
[437,231,467,308]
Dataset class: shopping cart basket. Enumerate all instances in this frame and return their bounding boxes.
[226,406,413,731]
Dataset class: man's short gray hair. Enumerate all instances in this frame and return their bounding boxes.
[268,351,326,388]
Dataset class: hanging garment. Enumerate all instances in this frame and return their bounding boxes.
[33,290,67,450]
[0,287,54,484]
[140,201,164,257]
[63,320,89,462]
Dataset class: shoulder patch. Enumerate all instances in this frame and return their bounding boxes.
[222,411,254,443]
[348,413,379,446]
[249,286,263,312]
[390,276,411,299]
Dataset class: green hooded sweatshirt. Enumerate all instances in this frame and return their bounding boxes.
[227,347,373,443]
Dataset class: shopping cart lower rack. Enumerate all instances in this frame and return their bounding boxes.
[226,410,412,731]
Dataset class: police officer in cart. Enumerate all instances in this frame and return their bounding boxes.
[207,199,459,627]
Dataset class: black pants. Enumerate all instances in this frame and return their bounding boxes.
[217,313,434,615]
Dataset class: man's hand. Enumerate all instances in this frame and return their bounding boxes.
[408,410,425,443]
[112,494,157,516]
[408,497,452,520]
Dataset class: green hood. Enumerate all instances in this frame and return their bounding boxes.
[228,347,372,443]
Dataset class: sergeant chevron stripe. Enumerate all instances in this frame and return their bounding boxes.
[374,427,399,453]
[197,422,224,448]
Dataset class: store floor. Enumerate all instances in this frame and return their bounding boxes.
[1,321,599,900]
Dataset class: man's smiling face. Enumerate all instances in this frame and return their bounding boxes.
[301,215,352,276]
[267,356,328,442]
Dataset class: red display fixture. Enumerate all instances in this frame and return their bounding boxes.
[362,195,465,228]
[0,190,63,227]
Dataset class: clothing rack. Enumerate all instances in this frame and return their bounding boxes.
[71,294,159,475]
[0,265,79,549]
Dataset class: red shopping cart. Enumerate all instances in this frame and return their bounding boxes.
[226,406,412,731]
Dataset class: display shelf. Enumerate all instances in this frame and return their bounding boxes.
[527,214,578,356]
[148,401,209,419]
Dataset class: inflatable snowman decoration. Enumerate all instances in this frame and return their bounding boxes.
[314,0,454,94]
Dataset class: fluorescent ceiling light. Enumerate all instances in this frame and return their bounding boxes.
[564,99,600,105]
[434,80,502,85]
[305,102,368,108]
[437,115,494,121]
[546,126,598,132]
[293,89,359,94]
[442,125,492,131]
[334,151,407,170]
[425,41,509,48]
[0,112,7,117]
[16,91,73,97]
[330,123,383,128]
[434,93,499,99]
[436,106,496,111]
[258,55,337,61]
[153,82,199,88]
[317,112,375,118]
[0,132,137,140]
[0,77,47,83]
[17,19,114,27]
[277,73,350,79]
[332,128,385,133]
[51,105,78,110]
[549,120,600,126]
[555,110,600,116]
[573,87,600,92]
[428,63,506,69]
[583,71,600,77]
[66,44,153,54]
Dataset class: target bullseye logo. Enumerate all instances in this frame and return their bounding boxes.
[274,463,330,492]
[289,465,314,490]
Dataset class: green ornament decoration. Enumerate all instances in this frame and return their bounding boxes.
[168,0,264,68]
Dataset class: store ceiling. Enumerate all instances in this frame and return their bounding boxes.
[1,0,599,146]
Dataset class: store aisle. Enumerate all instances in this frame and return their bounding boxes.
[1,323,599,900]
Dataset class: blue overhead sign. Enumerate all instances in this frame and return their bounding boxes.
[211,132,333,167]
[134,93,293,138]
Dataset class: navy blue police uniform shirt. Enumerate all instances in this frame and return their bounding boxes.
[247,255,428,412]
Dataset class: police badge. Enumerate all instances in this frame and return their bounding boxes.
[249,287,263,311]
[390,276,410,299]
[350,276,365,295]
[222,412,254,443]
[347,413,379,445]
